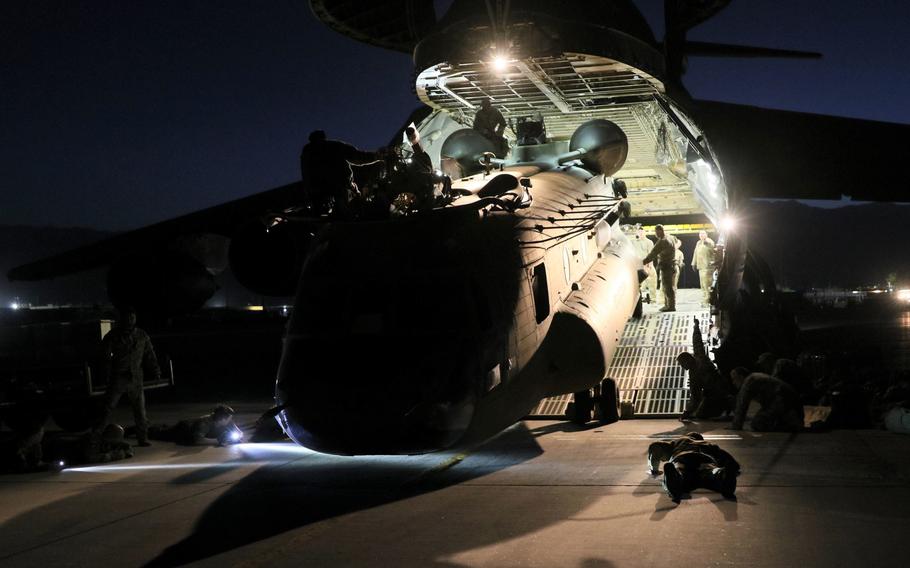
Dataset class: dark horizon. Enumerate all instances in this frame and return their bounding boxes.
[2,1,909,231]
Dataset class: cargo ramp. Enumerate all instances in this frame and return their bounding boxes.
[529,289,710,418]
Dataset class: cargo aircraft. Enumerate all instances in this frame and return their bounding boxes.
[9,1,909,454]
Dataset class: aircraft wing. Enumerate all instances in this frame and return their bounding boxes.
[8,182,303,281]
[693,100,910,202]
[309,0,437,53]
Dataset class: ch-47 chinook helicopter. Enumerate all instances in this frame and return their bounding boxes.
[9,0,910,455]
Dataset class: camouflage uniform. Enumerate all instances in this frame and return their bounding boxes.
[97,325,160,443]
[473,105,506,139]
[642,234,679,310]
[149,415,238,446]
[473,103,508,157]
[684,324,734,419]
[47,431,134,465]
[732,373,804,432]
[648,433,740,500]
[693,237,716,304]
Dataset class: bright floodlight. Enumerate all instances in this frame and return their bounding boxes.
[721,215,737,233]
[897,289,910,302]
[230,431,243,442]
[491,55,509,73]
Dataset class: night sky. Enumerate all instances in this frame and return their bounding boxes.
[2,1,908,231]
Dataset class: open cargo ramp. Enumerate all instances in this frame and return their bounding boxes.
[529,289,710,418]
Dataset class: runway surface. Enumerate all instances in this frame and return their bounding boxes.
[2,402,910,567]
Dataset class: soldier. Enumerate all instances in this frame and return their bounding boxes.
[96,307,159,447]
[0,416,46,473]
[647,432,740,503]
[146,404,242,446]
[47,424,134,466]
[299,130,382,219]
[730,367,804,432]
[473,99,508,157]
[693,230,716,305]
[677,318,734,420]
[642,224,678,312]
[633,227,656,303]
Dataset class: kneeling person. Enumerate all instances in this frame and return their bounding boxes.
[730,368,804,432]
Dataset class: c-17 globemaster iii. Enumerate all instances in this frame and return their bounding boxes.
[9,0,909,454]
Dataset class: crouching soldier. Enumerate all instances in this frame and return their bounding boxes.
[677,318,734,420]
[648,432,740,503]
[730,368,804,432]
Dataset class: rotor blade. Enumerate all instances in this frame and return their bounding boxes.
[684,41,822,59]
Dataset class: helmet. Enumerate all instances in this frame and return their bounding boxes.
[102,423,125,444]
[212,404,235,421]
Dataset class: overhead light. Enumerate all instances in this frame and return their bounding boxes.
[721,214,737,233]
[491,54,509,73]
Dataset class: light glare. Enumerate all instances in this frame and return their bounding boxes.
[491,55,509,73]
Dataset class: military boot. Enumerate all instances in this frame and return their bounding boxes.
[662,462,684,503]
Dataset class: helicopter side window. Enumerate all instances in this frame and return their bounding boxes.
[531,263,550,324]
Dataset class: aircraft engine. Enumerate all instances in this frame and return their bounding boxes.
[107,251,216,316]
[228,219,312,297]
[569,119,629,177]
[439,128,497,178]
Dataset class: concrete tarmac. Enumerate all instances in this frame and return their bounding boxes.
[2,402,910,567]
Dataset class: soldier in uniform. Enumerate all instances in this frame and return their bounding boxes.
[0,417,46,473]
[647,432,740,503]
[693,230,716,305]
[730,368,804,432]
[633,228,656,303]
[146,404,242,446]
[677,318,734,420]
[47,424,134,466]
[642,224,678,312]
[473,99,508,157]
[96,307,159,446]
[299,130,382,219]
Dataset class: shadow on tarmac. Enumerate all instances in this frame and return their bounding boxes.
[143,423,557,566]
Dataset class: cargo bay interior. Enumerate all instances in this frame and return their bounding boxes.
[414,52,727,416]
